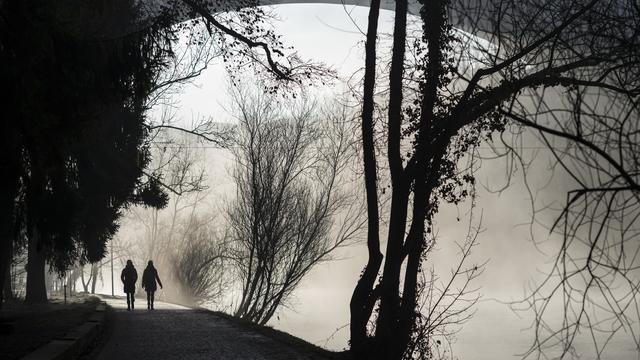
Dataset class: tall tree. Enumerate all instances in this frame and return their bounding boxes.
[0,0,173,303]
[349,0,640,358]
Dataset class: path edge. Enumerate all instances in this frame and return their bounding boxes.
[19,300,108,360]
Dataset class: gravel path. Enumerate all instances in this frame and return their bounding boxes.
[95,297,330,360]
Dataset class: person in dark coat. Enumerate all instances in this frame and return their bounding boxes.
[142,260,163,310]
[121,260,138,311]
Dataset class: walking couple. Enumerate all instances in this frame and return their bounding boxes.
[120,260,163,310]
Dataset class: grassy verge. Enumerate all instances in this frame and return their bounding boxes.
[0,294,100,360]
[197,309,351,360]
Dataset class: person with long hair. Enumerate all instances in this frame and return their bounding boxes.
[142,260,163,310]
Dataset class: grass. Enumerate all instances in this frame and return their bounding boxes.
[0,294,100,360]
[196,309,351,360]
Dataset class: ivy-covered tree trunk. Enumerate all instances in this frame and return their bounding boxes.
[349,0,468,358]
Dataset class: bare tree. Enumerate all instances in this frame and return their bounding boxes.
[227,85,363,325]
[177,0,336,91]
[131,134,209,263]
[114,130,236,307]
[348,0,640,359]
[79,263,99,294]
[172,216,229,306]
[490,85,640,358]
[143,23,234,148]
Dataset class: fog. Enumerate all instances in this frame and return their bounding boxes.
[92,4,638,359]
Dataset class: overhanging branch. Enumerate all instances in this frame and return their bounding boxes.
[181,0,293,81]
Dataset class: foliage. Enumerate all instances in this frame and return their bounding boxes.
[0,0,174,302]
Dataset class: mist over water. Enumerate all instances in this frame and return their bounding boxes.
[270,296,639,359]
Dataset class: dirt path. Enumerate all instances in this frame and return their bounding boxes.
[95,297,331,360]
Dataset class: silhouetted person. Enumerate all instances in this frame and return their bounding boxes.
[121,260,138,311]
[142,260,163,310]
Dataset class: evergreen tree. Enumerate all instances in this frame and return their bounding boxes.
[0,0,173,303]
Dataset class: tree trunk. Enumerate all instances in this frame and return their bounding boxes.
[90,264,98,294]
[350,0,453,358]
[25,152,48,304]
[0,171,19,309]
[349,0,384,358]
[376,3,411,349]
[0,235,12,308]
[80,266,89,293]
[67,271,74,296]
[25,228,48,303]
[396,0,449,351]
[375,186,410,359]
[0,230,12,309]
[69,269,78,295]
[2,259,12,304]
[0,118,20,309]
